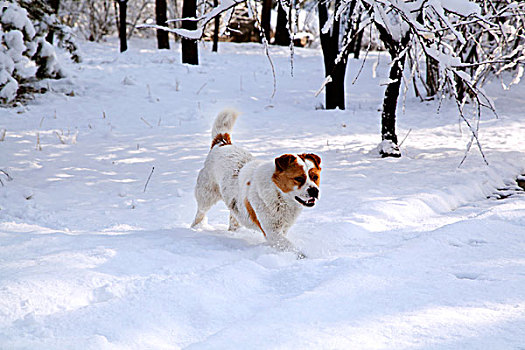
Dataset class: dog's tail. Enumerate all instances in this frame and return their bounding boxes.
[210,108,239,149]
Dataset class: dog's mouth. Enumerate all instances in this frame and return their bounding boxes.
[295,196,316,207]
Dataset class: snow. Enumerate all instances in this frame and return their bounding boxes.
[1,1,63,102]
[1,38,524,349]
[0,3,36,39]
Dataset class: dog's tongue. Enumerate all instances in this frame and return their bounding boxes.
[307,198,315,204]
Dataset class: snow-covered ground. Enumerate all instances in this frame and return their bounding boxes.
[1,38,524,349]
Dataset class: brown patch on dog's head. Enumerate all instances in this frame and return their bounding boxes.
[211,133,232,149]
[272,154,307,193]
[299,153,321,186]
[298,153,321,169]
[308,168,321,186]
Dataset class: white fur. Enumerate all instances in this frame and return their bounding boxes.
[211,108,239,138]
[191,109,320,257]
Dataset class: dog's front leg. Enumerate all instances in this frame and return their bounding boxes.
[265,232,306,259]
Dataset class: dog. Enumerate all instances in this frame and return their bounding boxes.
[191,109,321,258]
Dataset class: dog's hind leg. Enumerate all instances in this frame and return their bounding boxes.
[191,170,221,228]
[228,213,241,231]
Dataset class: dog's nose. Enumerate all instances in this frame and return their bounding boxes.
[307,186,319,199]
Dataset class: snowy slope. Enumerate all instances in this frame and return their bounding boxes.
[0,38,524,349]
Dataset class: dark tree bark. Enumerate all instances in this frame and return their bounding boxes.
[456,42,477,102]
[351,13,364,59]
[118,0,128,52]
[45,0,60,43]
[376,23,411,156]
[260,0,272,42]
[318,0,347,110]
[156,0,170,49]
[425,56,439,98]
[274,1,290,46]
[181,0,198,64]
[212,0,219,52]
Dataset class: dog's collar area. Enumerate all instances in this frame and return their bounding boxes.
[295,196,316,207]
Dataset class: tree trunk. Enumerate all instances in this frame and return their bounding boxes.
[352,14,364,59]
[318,0,346,110]
[274,1,290,46]
[45,0,60,43]
[425,56,439,98]
[212,0,219,52]
[376,24,410,157]
[118,0,128,52]
[156,0,170,49]
[181,0,198,64]
[381,56,405,145]
[260,0,272,42]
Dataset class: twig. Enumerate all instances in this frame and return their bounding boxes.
[196,82,207,95]
[143,166,155,193]
[0,129,6,142]
[55,131,66,144]
[36,132,42,151]
[140,117,153,128]
[0,169,13,186]
[398,128,412,147]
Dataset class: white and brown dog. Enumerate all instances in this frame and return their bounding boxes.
[191,109,321,258]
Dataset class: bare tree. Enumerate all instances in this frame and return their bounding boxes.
[156,0,170,49]
[117,0,127,52]
[274,0,290,46]
[212,0,220,52]
[260,0,272,42]
[375,22,410,157]
[181,0,198,64]
[317,0,365,110]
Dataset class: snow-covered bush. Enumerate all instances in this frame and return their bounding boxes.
[1,0,80,104]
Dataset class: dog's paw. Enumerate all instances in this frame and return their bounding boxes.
[296,251,307,260]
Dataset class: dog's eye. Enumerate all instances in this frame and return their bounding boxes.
[311,175,318,181]
[294,176,305,184]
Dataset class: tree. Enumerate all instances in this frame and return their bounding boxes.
[156,0,170,49]
[318,0,344,109]
[317,0,364,110]
[274,0,290,46]
[375,23,410,157]
[212,0,220,52]
[181,0,198,64]
[117,0,127,52]
[260,0,272,42]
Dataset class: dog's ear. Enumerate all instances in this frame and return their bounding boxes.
[299,153,321,169]
[275,154,297,172]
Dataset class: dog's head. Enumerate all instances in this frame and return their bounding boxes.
[272,153,321,207]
